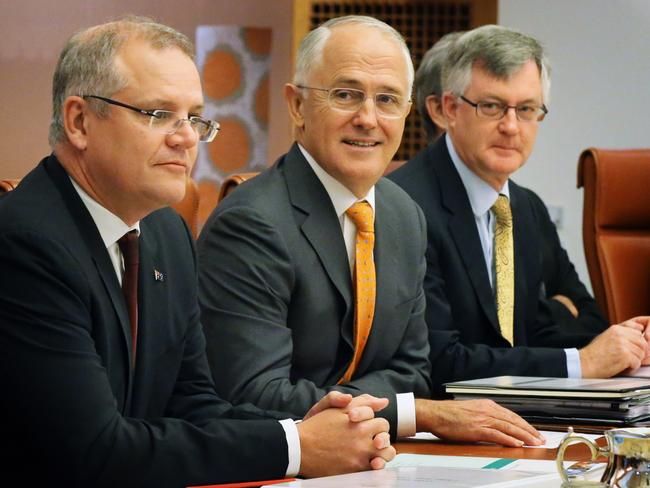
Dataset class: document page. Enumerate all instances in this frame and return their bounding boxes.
[265,465,559,487]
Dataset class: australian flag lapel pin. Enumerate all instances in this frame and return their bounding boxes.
[154,269,165,282]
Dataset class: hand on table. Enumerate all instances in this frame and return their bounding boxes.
[415,398,544,447]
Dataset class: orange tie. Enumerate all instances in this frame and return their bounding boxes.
[339,201,376,383]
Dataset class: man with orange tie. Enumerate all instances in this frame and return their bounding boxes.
[198,15,545,448]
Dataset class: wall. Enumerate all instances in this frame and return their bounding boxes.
[0,0,293,179]
[499,0,650,292]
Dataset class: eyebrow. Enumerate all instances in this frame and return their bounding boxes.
[332,78,404,95]
[136,98,205,113]
[479,94,542,105]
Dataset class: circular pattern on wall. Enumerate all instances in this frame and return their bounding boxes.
[254,72,269,128]
[208,116,251,173]
[242,28,272,56]
[202,46,243,102]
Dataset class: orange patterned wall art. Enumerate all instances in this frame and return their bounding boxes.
[193,26,272,224]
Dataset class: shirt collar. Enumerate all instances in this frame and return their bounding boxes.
[298,144,376,217]
[70,177,140,248]
[445,133,510,217]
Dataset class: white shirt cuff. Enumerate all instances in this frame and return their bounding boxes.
[564,348,582,378]
[396,392,416,438]
[279,419,301,477]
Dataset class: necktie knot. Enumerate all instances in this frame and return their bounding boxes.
[491,194,512,225]
[346,201,374,233]
[118,230,140,267]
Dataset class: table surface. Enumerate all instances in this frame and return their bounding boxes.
[395,435,606,461]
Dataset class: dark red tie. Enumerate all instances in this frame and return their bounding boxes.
[118,230,139,366]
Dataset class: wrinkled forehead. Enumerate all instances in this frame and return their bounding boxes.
[316,25,410,92]
[113,40,202,103]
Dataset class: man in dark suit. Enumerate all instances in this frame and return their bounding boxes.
[0,17,397,487]
[414,31,608,336]
[389,25,649,390]
[198,16,544,448]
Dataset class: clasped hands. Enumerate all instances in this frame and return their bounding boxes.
[297,391,395,478]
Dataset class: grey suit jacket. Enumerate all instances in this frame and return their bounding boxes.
[198,144,432,438]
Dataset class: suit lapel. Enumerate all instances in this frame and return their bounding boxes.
[44,156,135,387]
[282,145,354,345]
[435,143,500,332]
[131,221,164,408]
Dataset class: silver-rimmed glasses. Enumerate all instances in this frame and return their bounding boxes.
[83,95,220,142]
[296,85,411,119]
[460,95,548,122]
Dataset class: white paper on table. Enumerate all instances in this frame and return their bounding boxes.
[265,465,560,487]
[388,453,604,475]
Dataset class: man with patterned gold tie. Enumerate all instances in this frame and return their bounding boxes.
[198,16,546,447]
[389,25,650,393]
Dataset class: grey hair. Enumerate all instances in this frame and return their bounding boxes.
[415,31,463,141]
[48,16,194,148]
[293,15,414,95]
[442,25,551,106]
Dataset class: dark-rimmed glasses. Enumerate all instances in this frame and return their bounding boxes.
[296,85,411,119]
[460,95,548,122]
[83,95,220,142]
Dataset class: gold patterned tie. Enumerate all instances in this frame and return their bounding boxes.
[491,195,514,345]
[339,201,376,383]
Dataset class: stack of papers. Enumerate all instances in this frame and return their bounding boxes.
[445,376,650,425]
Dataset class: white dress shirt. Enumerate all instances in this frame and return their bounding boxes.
[445,135,581,378]
[70,178,301,476]
[300,144,417,438]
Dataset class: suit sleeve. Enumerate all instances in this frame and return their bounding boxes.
[423,229,569,397]
[198,203,429,437]
[529,190,608,335]
[0,230,287,487]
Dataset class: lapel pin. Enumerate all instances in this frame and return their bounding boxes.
[154,269,165,282]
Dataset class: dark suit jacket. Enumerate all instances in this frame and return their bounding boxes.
[525,188,608,334]
[197,144,431,438]
[389,138,599,395]
[0,155,289,487]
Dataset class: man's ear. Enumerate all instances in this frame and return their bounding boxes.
[425,94,447,132]
[62,96,90,150]
[441,91,459,129]
[284,83,305,129]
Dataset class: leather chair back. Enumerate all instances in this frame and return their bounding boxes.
[217,172,259,204]
[0,179,20,194]
[1,177,201,239]
[170,177,200,238]
[577,148,650,323]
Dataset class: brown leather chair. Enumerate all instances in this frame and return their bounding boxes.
[217,172,259,204]
[1,177,201,239]
[577,148,650,323]
[170,177,200,238]
[0,179,20,194]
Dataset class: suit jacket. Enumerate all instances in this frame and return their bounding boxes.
[0,155,289,487]
[197,144,431,438]
[389,138,598,395]
[525,188,608,334]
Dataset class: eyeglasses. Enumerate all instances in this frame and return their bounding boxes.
[460,95,548,122]
[83,95,220,142]
[296,85,411,119]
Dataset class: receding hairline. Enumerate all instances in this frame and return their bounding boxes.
[308,23,411,87]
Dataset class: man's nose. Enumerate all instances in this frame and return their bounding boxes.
[352,97,378,129]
